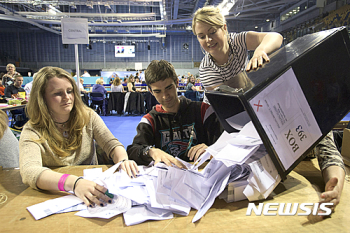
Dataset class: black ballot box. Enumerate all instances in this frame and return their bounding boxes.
[206,27,350,180]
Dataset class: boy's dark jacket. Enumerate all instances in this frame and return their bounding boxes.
[127,96,223,165]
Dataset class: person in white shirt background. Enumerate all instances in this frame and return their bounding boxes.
[24,72,37,96]
[138,70,145,82]
[81,70,91,77]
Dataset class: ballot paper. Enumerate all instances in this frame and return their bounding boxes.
[123,205,173,226]
[75,194,131,219]
[27,195,83,220]
[27,122,281,224]
[225,111,251,130]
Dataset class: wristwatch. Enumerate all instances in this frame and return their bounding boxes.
[143,145,154,157]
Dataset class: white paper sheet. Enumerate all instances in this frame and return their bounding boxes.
[123,205,173,226]
[249,67,322,170]
[75,194,131,219]
[27,195,83,220]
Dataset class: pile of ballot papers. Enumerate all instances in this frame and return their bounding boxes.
[27,122,281,225]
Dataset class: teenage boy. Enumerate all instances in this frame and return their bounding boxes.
[127,60,223,168]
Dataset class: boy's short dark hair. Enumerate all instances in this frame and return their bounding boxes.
[145,60,177,87]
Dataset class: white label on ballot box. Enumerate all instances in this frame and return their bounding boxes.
[249,68,322,170]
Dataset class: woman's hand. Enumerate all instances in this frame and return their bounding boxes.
[74,178,112,207]
[119,159,139,178]
[246,50,270,71]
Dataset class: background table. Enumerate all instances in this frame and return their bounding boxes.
[0,160,349,232]
[0,104,26,111]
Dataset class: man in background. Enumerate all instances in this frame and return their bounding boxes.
[4,75,27,129]
[5,75,24,98]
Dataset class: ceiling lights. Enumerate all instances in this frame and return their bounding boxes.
[219,0,236,16]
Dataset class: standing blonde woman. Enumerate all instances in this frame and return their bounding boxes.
[19,66,138,207]
[192,6,283,93]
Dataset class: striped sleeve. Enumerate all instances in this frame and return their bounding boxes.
[199,32,249,90]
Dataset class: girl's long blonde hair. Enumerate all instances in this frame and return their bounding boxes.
[26,66,90,157]
[0,110,8,139]
[112,75,121,86]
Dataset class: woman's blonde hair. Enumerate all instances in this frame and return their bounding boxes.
[0,110,8,139]
[26,66,90,157]
[192,6,226,35]
[96,79,103,85]
[112,75,121,86]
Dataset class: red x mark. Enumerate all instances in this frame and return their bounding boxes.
[254,100,263,112]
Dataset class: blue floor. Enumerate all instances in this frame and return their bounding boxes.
[101,114,143,148]
[342,112,350,121]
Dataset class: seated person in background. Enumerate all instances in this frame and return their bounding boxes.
[111,75,123,92]
[4,75,27,129]
[81,70,90,77]
[91,79,107,114]
[79,78,89,106]
[185,75,197,91]
[134,72,139,81]
[24,72,37,96]
[177,74,182,82]
[127,60,223,168]
[0,110,19,168]
[134,77,142,91]
[91,78,107,98]
[0,72,4,95]
[139,71,145,82]
[0,82,4,96]
[4,75,24,98]
[79,78,86,93]
[19,66,138,207]
[2,63,20,88]
[123,78,128,91]
[127,75,138,92]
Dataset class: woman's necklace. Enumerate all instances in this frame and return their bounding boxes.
[54,119,69,138]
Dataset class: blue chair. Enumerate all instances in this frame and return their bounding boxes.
[90,92,106,115]
[184,90,199,101]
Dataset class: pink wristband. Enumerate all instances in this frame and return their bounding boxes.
[58,174,70,191]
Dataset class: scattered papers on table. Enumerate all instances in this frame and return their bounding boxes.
[27,121,281,224]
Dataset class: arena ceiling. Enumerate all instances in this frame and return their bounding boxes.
[0,0,301,38]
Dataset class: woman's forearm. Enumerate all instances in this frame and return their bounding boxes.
[110,146,129,164]
[36,170,78,192]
